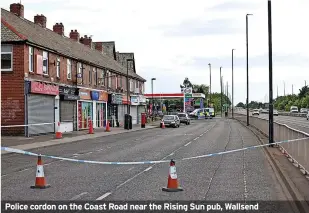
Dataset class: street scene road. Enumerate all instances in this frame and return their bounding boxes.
[1,119,296,211]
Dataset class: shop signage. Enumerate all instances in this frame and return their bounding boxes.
[91,91,99,101]
[30,81,59,95]
[130,96,139,105]
[79,89,91,100]
[99,91,108,102]
[59,86,78,95]
[61,95,80,101]
[122,95,131,105]
[138,95,146,104]
[109,93,122,104]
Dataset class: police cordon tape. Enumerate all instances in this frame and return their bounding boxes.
[1,137,308,165]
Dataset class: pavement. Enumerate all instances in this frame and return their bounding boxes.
[235,110,309,133]
[0,118,299,212]
[1,122,160,154]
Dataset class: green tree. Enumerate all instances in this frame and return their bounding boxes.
[236,102,245,108]
[299,86,309,99]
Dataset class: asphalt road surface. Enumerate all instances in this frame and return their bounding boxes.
[258,114,309,134]
[1,119,295,211]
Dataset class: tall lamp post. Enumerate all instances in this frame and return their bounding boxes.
[220,66,223,117]
[126,59,135,115]
[268,0,274,146]
[232,49,235,118]
[246,13,253,126]
[208,63,212,107]
[151,78,156,121]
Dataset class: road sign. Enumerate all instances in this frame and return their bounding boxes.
[181,87,192,94]
[223,104,229,107]
[185,94,192,98]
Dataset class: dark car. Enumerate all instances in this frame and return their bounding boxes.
[177,113,191,125]
[161,115,180,128]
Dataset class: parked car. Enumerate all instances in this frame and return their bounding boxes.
[273,109,279,116]
[177,113,191,125]
[161,115,180,128]
[252,109,260,116]
[290,106,298,113]
[307,111,309,120]
[300,108,308,113]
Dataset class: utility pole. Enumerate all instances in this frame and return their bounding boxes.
[292,84,294,95]
[227,81,229,112]
[232,49,235,118]
[277,85,278,98]
[284,81,286,96]
[246,13,253,126]
[268,0,274,146]
[208,63,212,106]
[305,80,307,87]
[220,66,223,117]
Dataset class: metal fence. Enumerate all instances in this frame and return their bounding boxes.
[233,113,309,174]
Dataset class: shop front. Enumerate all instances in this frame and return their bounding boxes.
[78,88,93,130]
[59,86,79,131]
[108,93,123,127]
[137,95,147,124]
[91,90,108,128]
[25,81,59,136]
[130,95,139,125]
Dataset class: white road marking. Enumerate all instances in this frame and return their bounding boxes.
[73,153,80,156]
[200,134,203,137]
[184,142,192,147]
[70,192,88,200]
[87,152,93,154]
[1,174,7,177]
[127,167,135,171]
[144,166,152,172]
[193,137,198,141]
[96,192,112,200]
[169,152,174,156]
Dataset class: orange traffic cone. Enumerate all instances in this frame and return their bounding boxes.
[30,155,50,189]
[88,120,94,134]
[162,160,183,192]
[105,121,111,132]
[161,121,165,129]
[55,122,62,139]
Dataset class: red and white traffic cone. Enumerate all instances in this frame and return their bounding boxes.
[55,122,62,139]
[88,120,94,134]
[30,155,50,189]
[161,121,165,129]
[162,160,183,192]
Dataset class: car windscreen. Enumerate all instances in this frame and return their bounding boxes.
[291,107,297,110]
[163,116,174,120]
[177,114,186,117]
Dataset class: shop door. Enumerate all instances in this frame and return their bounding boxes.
[96,103,106,127]
[131,106,138,125]
[60,101,77,130]
[27,94,55,136]
[78,101,93,129]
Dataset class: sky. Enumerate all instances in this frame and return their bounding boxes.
[1,0,308,104]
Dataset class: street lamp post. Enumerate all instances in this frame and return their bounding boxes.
[246,13,253,126]
[220,66,223,117]
[151,78,156,121]
[268,0,274,146]
[232,49,235,118]
[208,63,212,107]
[126,59,135,115]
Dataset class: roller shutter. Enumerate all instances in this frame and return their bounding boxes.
[60,101,77,130]
[118,105,125,126]
[131,106,138,124]
[27,94,54,136]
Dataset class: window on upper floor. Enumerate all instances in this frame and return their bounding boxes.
[1,45,13,72]
[29,46,34,72]
[118,75,122,88]
[42,51,48,74]
[101,69,105,86]
[56,58,60,78]
[95,68,98,86]
[136,80,139,88]
[130,80,134,92]
[89,67,92,85]
[67,59,72,79]
[108,71,112,88]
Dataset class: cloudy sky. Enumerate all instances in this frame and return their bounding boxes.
[1,0,308,104]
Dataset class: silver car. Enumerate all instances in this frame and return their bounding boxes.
[161,115,180,128]
[177,113,191,125]
[307,112,309,120]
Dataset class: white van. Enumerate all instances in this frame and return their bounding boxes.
[290,106,298,113]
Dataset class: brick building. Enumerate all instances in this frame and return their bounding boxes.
[1,3,147,136]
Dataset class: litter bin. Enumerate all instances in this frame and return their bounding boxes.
[124,114,133,130]
[225,111,228,117]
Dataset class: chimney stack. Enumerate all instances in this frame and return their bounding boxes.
[53,23,64,36]
[34,14,47,28]
[69,30,80,42]
[80,35,92,48]
[94,42,103,53]
[10,3,24,18]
